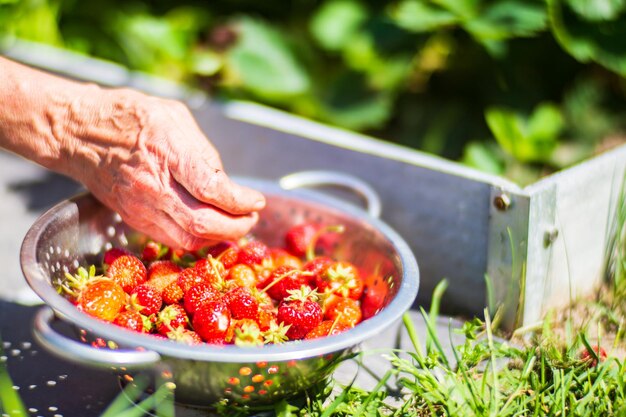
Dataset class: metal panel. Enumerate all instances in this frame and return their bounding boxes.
[523,147,626,324]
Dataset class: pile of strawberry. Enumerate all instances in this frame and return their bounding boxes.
[61,223,386,346]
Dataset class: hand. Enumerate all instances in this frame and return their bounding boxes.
[61,87,265,250]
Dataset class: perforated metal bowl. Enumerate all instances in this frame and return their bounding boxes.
[21,171,419,406]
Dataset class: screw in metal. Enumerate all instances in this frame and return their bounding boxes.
[493,193,512,211]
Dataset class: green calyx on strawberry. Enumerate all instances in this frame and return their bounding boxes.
[62,265,100,297]
[263,321,291,344]
[318,261,364,300]
[166,327,203,345]
[234,322,263,347]
[277,286,323,340]
[157,304,189,335]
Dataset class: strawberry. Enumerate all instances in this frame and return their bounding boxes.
[257,304,277,332]
[316,261,363,300]
[157,304,189,335]
[304,320,350,340]
[129,283,162,316]
[194,257,225,286]
[285,223,319,258]
[147,260,182,292]
[78,279,127,322]
[237,241,270,266]
[226,319,263,346]
[277,287,323,340]
[223,287,258,320]
[184,283,220,315]
[261,266,311,301]
[106,254,148,293]
[361,275,389,320]
[166,327,203,345]
[270,248,303,270]
[113,310,151,333]
[303,256,334,285]
[177,267,206,294]
[227,264,257,288]
[207,241,240,269]
[142,241,169,263]
[324,296,362,327]
[162,281,184,305]
[103,247,129,266]
[193,300,231,342]
[580,345,608,367]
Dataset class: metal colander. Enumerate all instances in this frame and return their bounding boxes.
[21,171,419,406]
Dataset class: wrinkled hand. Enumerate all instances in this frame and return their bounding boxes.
[61,88,265,250]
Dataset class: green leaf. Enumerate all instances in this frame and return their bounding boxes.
[390,0,459,33]
[485,107,526,157]
[274,399,299,417]
[310,0,367,51]
[464,0,548,41]
[189,49,222,76]
[527,102,564,142]
[548,0,626,75]
[461,141,505,175]
[318,71,393,130]
[566,0,626,21]
[227,18,310,100]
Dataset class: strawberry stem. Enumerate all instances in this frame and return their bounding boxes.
[305,224,345,262]
[261,269,313,294]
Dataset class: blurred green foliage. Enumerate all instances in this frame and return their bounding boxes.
[1,0,625,184]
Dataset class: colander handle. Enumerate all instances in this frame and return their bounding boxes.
[279,171,382,218]
[33,307,161,368]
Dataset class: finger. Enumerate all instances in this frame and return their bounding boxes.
[171,154,266,215]
[161,179,261,242]
[127,215,219,251]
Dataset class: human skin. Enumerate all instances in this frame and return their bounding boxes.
[0,56,265,250]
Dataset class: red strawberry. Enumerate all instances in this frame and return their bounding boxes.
[103,247,129,266]
[285,223,319,258]
[277,287,323,340]
[223,287,258,320]
[129,284,162,316]
[177,266,213,294]
[142,241,169,263]
[194,257,225,286]
[193,300,231,342]
[227,264,257,288]
[361,275,389,319]
[324,296,362,327]
[237,241,270,266]
[106,254,148,293]
[78,279,127,322]
[147,261,182,292]
[304,320,350,340]
[580,345,608,367]
[261,266,311,301]
[113,310,150,333]
[162,281,184,305]
[184,283,220,315]
[207,241,240,269]
[316,261,363,300]
[303,256,334,285]
[270,248,303,270]
[157,304,189,335]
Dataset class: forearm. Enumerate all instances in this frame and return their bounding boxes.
[0,56,144,180]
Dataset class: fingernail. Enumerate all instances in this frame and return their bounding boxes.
[254,200,266,210]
